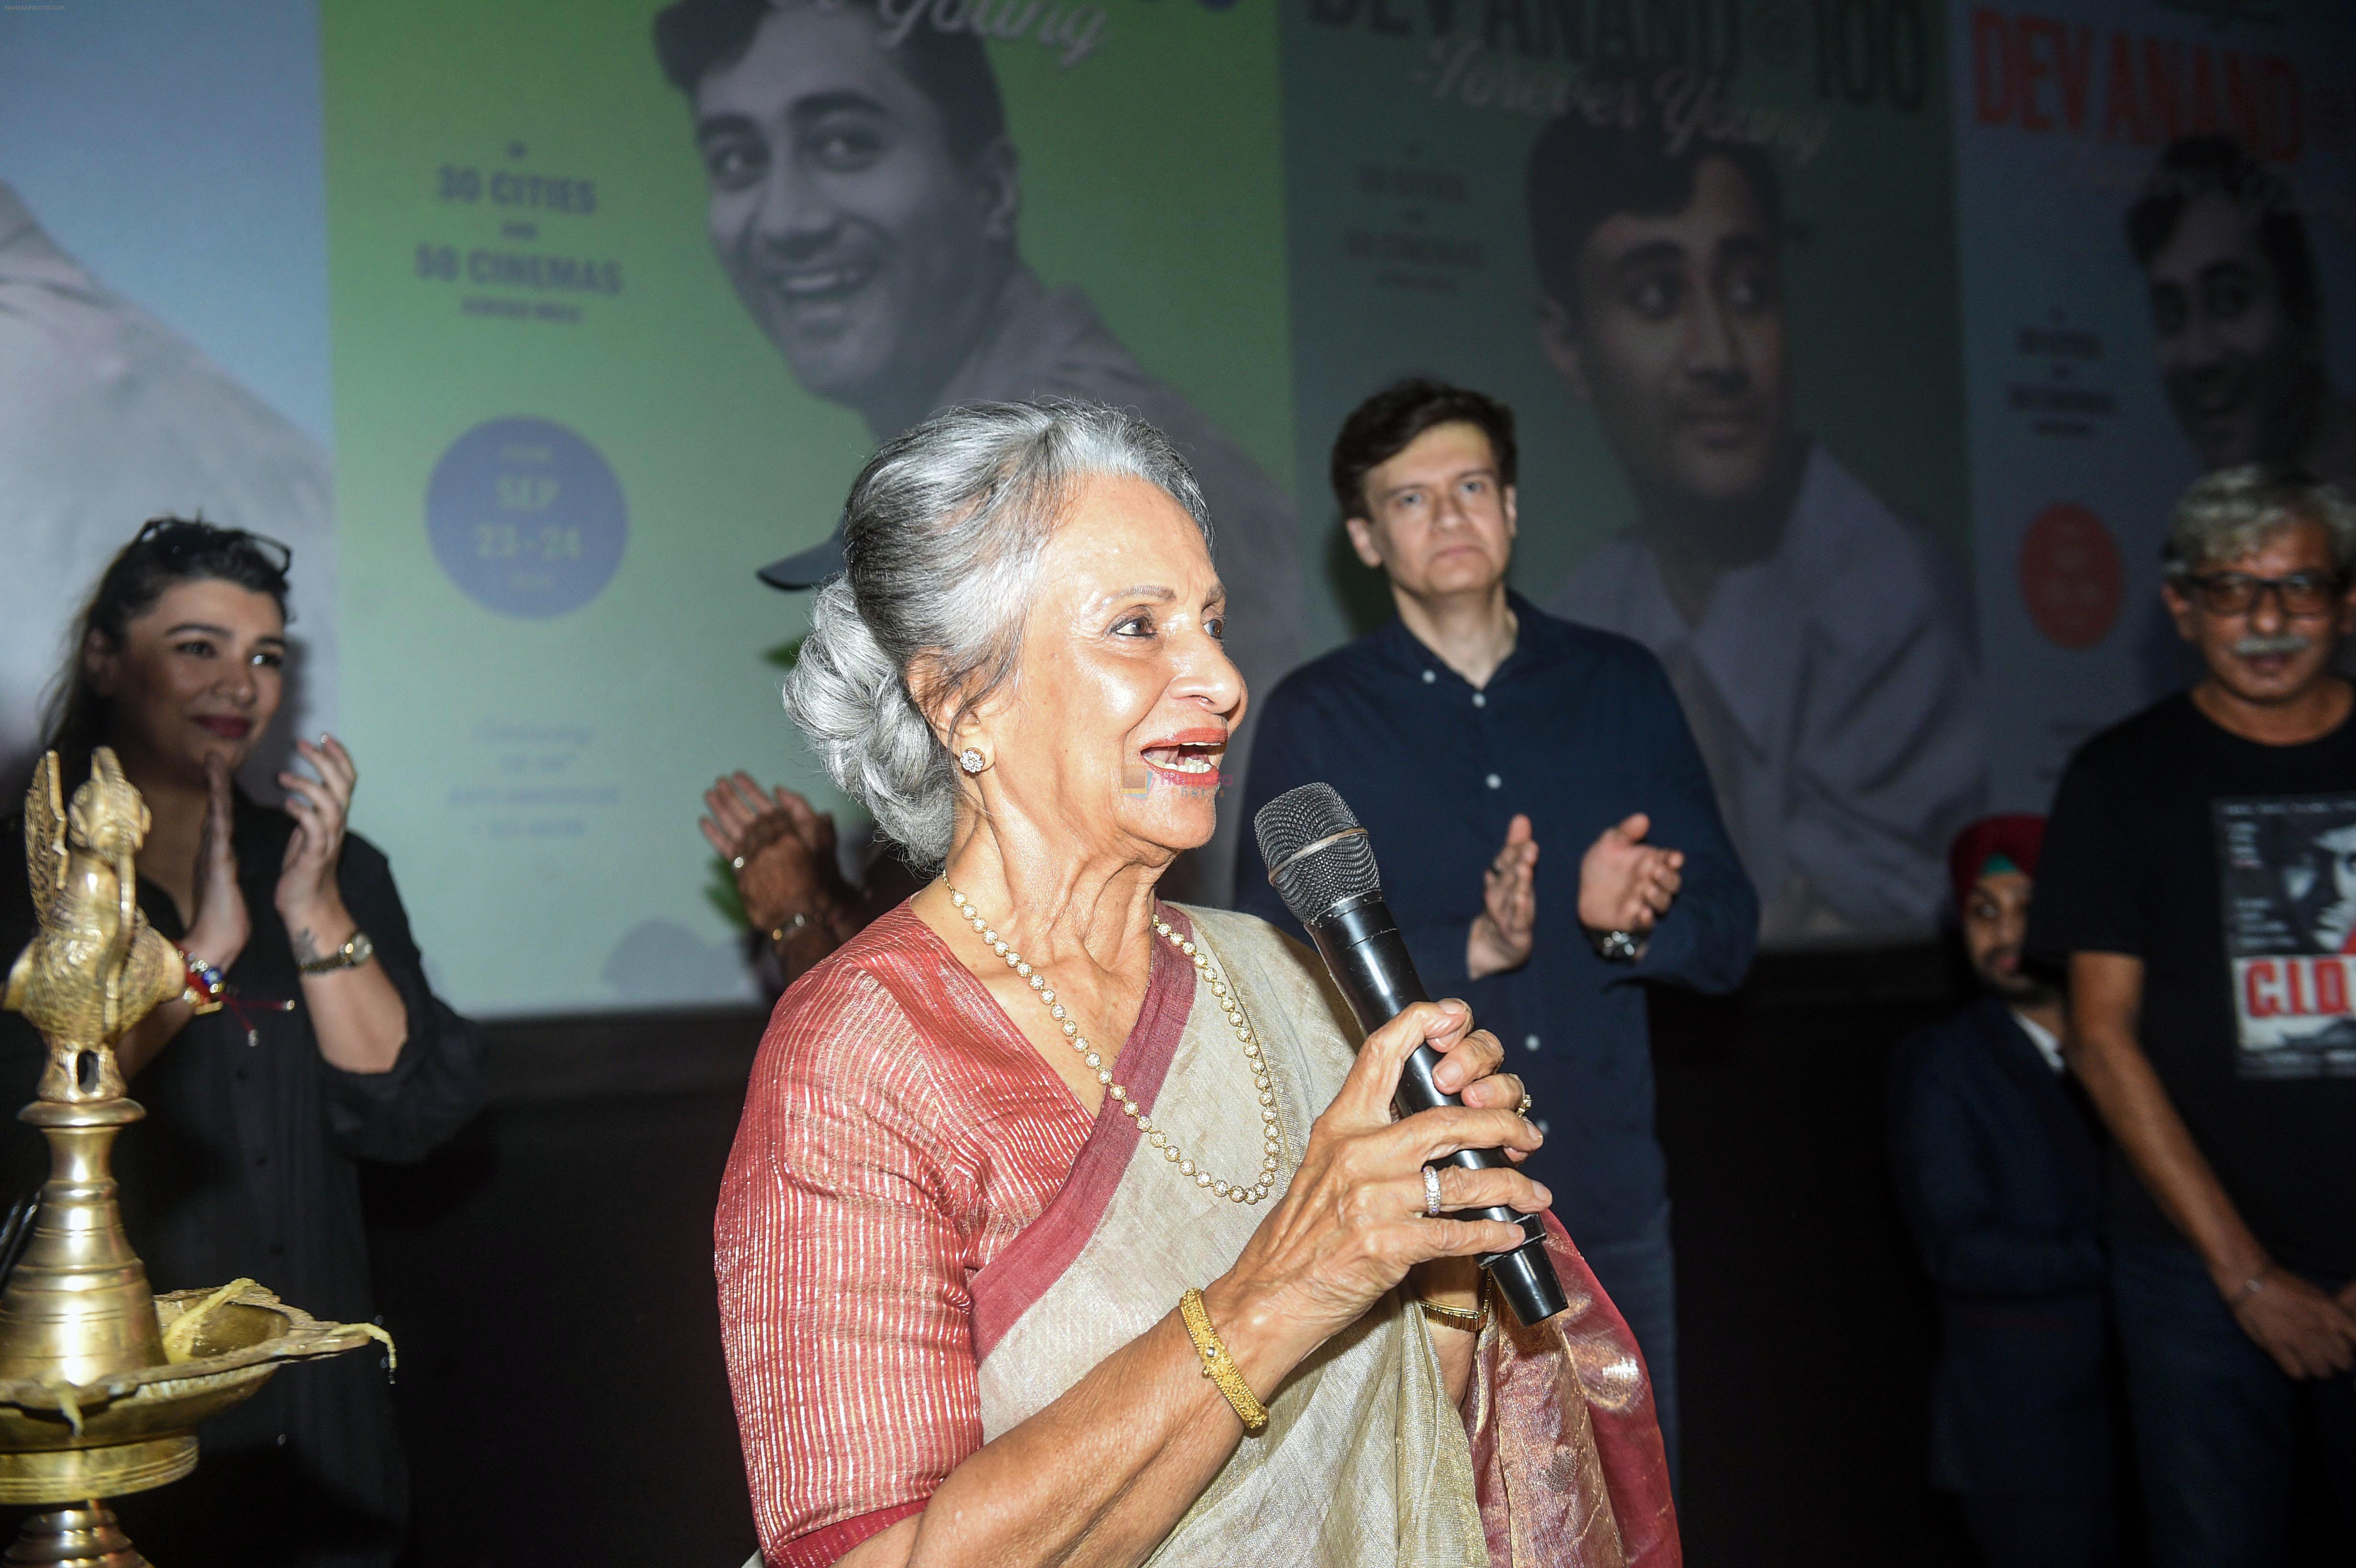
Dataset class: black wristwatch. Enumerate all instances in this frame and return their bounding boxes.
[1586,927,1643,963]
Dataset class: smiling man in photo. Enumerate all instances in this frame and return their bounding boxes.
[1527,113,1985,946]
[2129,135,2356,495]
[654,0,1301,904]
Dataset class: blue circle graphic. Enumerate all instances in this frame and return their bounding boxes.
[425,417,626,617]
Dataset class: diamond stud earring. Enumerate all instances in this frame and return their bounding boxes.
[960,748,986,775]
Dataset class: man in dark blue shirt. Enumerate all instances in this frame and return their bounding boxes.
[1235,379,1757,1483]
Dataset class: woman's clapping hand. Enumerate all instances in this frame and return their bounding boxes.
[181,755,251,972]
[1208,1000,1547,1367]
[276,735,359,943]
[699,773,854,934]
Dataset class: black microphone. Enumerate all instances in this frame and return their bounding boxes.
[1255,783,1569,1327]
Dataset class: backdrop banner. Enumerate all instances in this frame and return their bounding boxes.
[1280,0,1982,946]
[5,0,2354,1014]
[1951,0,2356,807]
[0,0,337,795]
[321,0,1294,1012]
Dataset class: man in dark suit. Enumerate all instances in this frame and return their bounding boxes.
[1889,815,2118,1568]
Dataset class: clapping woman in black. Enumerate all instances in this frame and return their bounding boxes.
[0,519,486,1568]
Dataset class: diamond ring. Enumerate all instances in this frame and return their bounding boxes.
[1422,1165,1443,1218]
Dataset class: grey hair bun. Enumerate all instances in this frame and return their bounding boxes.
[785,576,959,863]
[781,400,1208,865]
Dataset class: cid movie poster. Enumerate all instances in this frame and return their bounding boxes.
[2216,793,2356,1078]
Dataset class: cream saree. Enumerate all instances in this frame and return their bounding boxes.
[965,906,1679,1567]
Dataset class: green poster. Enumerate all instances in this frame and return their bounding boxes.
[323,0,1294,1013]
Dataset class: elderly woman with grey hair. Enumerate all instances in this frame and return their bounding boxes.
[714,401,1677,1568]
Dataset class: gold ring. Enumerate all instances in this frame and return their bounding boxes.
[1516,1091,1533,1116]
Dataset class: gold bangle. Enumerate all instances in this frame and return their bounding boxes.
[1178,1287,1268,1432]
[1417,1296,1488,1333]
[1418,1272,1493,1335]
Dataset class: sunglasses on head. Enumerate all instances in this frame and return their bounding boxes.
[130,518,293,577]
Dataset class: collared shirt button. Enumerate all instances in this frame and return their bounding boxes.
[1421,669,1437,684]
[1485,773,1501,790]
[1472,692,1486,708]
[1524,1033,1540,1051]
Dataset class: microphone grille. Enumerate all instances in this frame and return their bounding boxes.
[1254,783,1381,920]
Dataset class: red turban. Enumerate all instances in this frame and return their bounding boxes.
[1948,814,2046,908]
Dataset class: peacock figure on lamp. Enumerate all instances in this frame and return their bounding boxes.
[6,749,185,1106]
[0,750,382,1567]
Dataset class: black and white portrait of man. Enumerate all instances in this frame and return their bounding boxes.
[654,0,1302,902]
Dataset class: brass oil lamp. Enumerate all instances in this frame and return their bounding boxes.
[0,751,383,1565]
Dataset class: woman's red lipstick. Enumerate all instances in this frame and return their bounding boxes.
[1137,730,1228,785]
[195,715,252,740]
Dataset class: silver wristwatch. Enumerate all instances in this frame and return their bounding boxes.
[298,929,376,976]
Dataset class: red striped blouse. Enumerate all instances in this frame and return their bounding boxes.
[715,904,1106,1567]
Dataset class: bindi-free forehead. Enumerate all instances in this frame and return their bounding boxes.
[1580,156,1776,277]
[2204,516,2339,579]
[1368,421,1499,507]
[2148,192,2272,289]
[129,578,286,644]
[692,4,945,150]
[1037,476,1220,614]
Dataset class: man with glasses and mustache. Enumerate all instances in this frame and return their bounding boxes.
[1527,109,1985,948]
[654,0,1301,910]
[2029,465,2356,1566]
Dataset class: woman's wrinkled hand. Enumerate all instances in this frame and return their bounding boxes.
[699,773,853,933]
[1207,999,1547,1373]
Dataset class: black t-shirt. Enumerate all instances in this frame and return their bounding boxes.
[2028,692,2356,1276]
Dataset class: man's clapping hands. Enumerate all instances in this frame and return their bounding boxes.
[1579,813,1683,947]
[1466,811,1684,980]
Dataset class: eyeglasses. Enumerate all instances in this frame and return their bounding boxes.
[2182,570,2346,618]
[130,518,292,577]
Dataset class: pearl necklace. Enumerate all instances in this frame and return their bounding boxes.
[945,884,1285,1204]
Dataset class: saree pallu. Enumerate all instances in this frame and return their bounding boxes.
[969,906,1679,1568]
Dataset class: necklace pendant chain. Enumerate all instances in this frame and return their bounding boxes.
[944,883,1285,1206]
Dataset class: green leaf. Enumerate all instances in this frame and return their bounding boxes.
[705,854,748,927]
